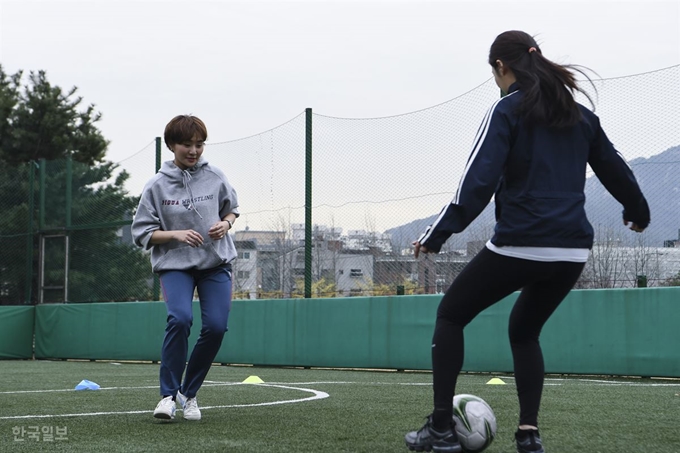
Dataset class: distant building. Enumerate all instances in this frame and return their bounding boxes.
[230,223,680,295]
[232,240,258,299]
[232,230,289,298]
[230,225,504,297]
[373,252,469,294]
[231,224,389,298]
[234,229,286,246]
[334,252,375,297]
[663,229,680,248]
[343,229,393,254]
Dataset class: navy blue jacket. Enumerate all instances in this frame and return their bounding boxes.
[418,83,650,253]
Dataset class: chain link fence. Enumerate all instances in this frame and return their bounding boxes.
[2,66,678,304]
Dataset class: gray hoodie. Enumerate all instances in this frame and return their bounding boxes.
[131,159,239,273]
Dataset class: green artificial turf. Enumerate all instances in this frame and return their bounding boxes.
[0,360,678,452]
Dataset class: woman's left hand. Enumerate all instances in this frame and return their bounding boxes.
[208,220,230,240]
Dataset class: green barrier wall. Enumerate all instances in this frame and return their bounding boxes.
[8,287,680,377]
[218,289,680,377]
[34,302,168,361]
[0,306,35,359]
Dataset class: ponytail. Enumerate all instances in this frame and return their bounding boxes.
[489,31,596,128]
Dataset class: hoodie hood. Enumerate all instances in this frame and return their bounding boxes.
[158,158,209,179]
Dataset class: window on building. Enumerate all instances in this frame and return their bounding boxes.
[350,269,363,278]
[293,268,305,277]
[237,271,250,279]
[237,251,251,259]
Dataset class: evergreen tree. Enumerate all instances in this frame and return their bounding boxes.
[0,65,152,304]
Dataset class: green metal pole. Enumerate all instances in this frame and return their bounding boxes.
[304,108,312,298]
[155,137,162,172]
[37,159,46,302]
[65,155,72,228]
[39,158,46,231]
[24,162,36,304]
[153,137,162,300]
[65,155,72,303]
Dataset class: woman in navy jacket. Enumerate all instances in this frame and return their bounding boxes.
[404,30,650,453]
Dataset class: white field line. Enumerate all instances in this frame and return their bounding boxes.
[4,375,678,397]
[2,376,678,420]
[0,382,244,395]
[0,383,328,421]
[236,378,680,387]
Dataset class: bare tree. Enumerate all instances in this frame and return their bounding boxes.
[576,224,626,288]
[624,234,660,287]
[231,269,246,297]
[325,214,341,286]
[266,212,299,298]
[311,223,340,284]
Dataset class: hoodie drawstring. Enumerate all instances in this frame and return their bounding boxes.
[182,170,204,219]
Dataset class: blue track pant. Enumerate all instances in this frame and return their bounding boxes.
[158,264,232,399]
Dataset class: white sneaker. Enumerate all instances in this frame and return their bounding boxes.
[153,396,176,420]
[177,391,201,421]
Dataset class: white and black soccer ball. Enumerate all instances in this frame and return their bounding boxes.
[452,394,497,453]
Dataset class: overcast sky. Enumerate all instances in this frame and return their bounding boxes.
[1,0,678,164]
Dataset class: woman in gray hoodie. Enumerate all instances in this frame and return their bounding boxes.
[131,115,239,421]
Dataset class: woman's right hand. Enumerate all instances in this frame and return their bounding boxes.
[413,241,431,259]
[176,229,204,247]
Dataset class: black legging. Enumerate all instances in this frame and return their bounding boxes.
[431,247,585,427]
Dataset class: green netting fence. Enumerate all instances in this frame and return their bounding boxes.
[1,65,678,304]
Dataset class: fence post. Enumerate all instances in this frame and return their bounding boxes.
[65,155,72,228]
[65,156,72,303]
[155,137,162,172]
[39,158,46,231]
[24,162,36,304]
[304,108,313,298]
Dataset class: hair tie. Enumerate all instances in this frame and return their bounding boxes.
[528,47,537,53]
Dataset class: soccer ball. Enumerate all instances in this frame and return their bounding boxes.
[452,394,497,452]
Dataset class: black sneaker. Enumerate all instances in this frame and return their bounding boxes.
[404,415,462,453]
[515,429,545,453]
